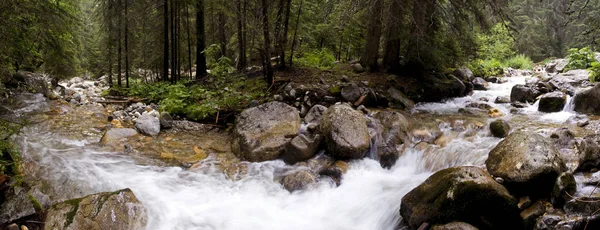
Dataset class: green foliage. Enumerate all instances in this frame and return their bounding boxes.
[476,23,516,61]
[0,138,22,177]
[504,54,533,70]
[565,47,596,71]
[469,59,504,78]
[296,49,336,69]
[590,62,600,82]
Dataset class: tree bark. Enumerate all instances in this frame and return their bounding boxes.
[163,0,169,81]
[125,0,130,88]
[360,0,384,72]
[185,3,193,79]
[261,0,274,85]
[218,11,227,57]
[196,0,207,79]
[117,0,122,87]
[273,0,285,67]
[279,0,292,68]
[236,0,247,70]
[289,0,304,67]
[383,0,403,72]
[170,0,176,83]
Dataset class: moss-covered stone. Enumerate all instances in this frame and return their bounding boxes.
[489,119,510,138]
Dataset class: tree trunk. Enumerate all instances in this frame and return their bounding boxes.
[163,0,169,81]
[279,0,292,68]
[170,0,176,83]
[261,0,274,85]
[185,4,193,80]
[236,0,247,70]
[289,0,304,67]
[125,0,130,88]
[196,0,207,79]
[218,11,227,57]
[273,0,285,67]
[383,0,403,72]
[117,0,122,87]
[406,0,438,69]
[360,0,384,72]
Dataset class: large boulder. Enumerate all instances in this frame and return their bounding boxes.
[100,128,139,151]
[485,131,567,197]
[409,73,467,102]
[545,59,568,73]
[319,104,370,159]
[510,84,538,103]
[573,85,600,114]
[232,102,301,162]
[472,77,488,90]
[551,70,590,88]
[134,114,160,136]
[453,68,475,82]
[44,189,147,230]
[373,111,409,168]
[281,134,324,165]
[387,87,415,110]
[7,71,51,97]
[304,105,327,125]
[400,166,522,230]
[576,136,600,172]
[538,92,567,113]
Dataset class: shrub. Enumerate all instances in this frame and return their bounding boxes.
[296,49,336,69]
[470,58,504,78]
[565,47,595,71]
[476,23,516,61]
[590,62,600,82]
[504,54,533,69]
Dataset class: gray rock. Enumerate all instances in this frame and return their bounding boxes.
[400,166,522,230]
[341,83,362,103]
[550,172,576,207]
[472,77,488,90]
[304,105,327,125]
[134,114,161,136]
[551,69,590,87]
[281,170,317,192]
[373,111,409,169]
[489,119,510,138]
[281,134,324,165]
[387,87,415,110]
[431,222,479,230]
[574,85,600,114]
[72,93,81,102]
[0,186,37,225]
[43,189,147,230]
[320,104,370,159]
[545,59,568,73]
[232,102,300,162]
[510,84,538,103]
[538,92,567,113]
[566,114,590,127]
[159,111,173,129]
[549,128,575,149]
[453,67,475,82]
[577,136,600,172]
[485,131,567,197]
[494,96,511,104]
[352,64,365,73]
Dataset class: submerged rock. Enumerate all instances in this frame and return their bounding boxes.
[538,92,567,113]
[44,189,147,230]
[232,101,301,162]
[573,85,600,114]
[100,128,139,151]
[134,114,160,136]
[319,104,370,159]
[485,131,567,197]
[400,166,522,230]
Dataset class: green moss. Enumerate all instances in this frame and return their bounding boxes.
[63,198,83,229]
[329,86,341,94]
[28,193,44,213]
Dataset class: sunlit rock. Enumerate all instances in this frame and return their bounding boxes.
[320,104,370,159]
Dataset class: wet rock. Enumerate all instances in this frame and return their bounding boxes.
[320,104,370,159]
[341,83,362,103]
[281,134,324,165]
[306,154,335,174]
[387,87,415,110]
[319,160,349,186]
[43,189,147,230]
[485,131,567,197]
[520,201,546,228]
[7,72,51,97]
[574,85,600,114]
[494,96,511,104]
[159,111,173,129]
[0,186,38,225]
[566,114,590,127]
[304,105,327,125]
[430,222,478,230]
[538,92,567,113]
[550,128,575,149]
[453,68,475,82]
[511,101,529,108]
[232,101,300,162]
[466,102,492,110]
[510,84,538,103]
[545,59,568,73]
[134,113,160,136]
[72,93,81,102]
[410,73,466,102]
[576,136,600,172]
[374,111,409,169]
[100,128,139,149]
[472,77,488,90]
[550,172,576,207]
[551,69,591,87]
[489,119,510,138]
[518,196,532,210]
[400,166,522,230]
[281,170,317,192]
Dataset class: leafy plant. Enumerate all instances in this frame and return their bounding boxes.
[476,23,516,61]
[469,58,504,78]
[296,49,336,69]
[590,62,600,82]
[565,47,596,71]
[504,54,533,69]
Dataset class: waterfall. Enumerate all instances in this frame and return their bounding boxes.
[563,94,576,112]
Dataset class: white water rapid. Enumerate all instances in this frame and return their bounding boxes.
[11,73,587,230]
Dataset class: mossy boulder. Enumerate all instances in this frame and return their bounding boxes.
[6,72,51,97]
[538,92,567,113]
[44,189,147,230]
[232,101,301,162]
[319,104,370,159]
[400,166,522,229]
[485,131,567,197]
[489,120,510,138]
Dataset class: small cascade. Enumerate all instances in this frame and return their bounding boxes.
[563,94,576,112]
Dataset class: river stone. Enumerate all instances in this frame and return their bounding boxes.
[7,72,51,97]
[373,111,409,169]
[43,189,146,230]
[538,92,567,113]
[281,134,324,165]
[472,77,488,90]
[304,105,327,125]
[400,166,522,230]
[453,67,475,82]
[574,85,600,114]
[320,104,370,159]
[485,131,567,197]
[159,111,173,129]
[489,119,510,138]
[510,84,538,103]
[134,114,160,136]
[281,170,317,192]
[411,73,467,102]
[387,87,415,110]
[550,172,576,207]
[100,128,138,148]
[549,128,575,149]
[545,59,568,73]
[520,200,547,228]
[0,186,37,225]
[341,83,362,103]
[232,101,300,162]
[431,222,478,230]
[576,136,600,172]
[494,96,510,104]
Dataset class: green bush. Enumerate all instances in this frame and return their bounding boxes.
[296,49,336,69]
[504,54,533,69]
[590,62,600,82]
[565,47,595,71]
[469,58,504,78]
[476,23,516,61]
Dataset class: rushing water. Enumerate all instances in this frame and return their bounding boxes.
[7,74,591,230]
